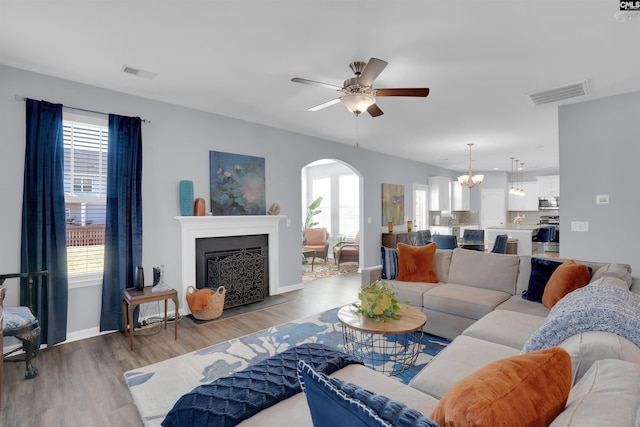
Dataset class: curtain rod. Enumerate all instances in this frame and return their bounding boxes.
[14,95,151,124]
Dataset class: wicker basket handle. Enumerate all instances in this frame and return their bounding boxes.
[187,285,197,295]
[217,286,226,295]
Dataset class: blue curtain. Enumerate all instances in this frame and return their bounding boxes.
[21,99,69,346]
[100,114,143,331]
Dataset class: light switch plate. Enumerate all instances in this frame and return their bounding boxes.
[596,194,609,205]
[571,221,589,232]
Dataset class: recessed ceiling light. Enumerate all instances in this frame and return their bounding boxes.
[493,167,499,170]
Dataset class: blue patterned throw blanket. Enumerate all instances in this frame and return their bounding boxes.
[161,343,362,427]
[523,284,640,353]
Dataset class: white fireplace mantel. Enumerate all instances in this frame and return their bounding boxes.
[175,215,285,314]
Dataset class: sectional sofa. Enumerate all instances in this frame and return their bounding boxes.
[234,247,640,426]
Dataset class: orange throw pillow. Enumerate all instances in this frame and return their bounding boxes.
[430,347,572,427]
[395,242,439,283]
[542,260,591,309]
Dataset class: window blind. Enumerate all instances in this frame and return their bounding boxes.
[63,119,108,275]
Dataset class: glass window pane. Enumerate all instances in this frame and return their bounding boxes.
[339,174,359,237]
[311,177,330,231]
[64,118,108,276]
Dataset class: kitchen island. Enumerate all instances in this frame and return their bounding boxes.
[486,225,538,256]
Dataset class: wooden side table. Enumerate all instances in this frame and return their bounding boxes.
[121,287,179,351]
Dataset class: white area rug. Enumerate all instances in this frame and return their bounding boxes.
[124,306,448,427]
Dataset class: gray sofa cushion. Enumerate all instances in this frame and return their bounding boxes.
[559,331,640,386]
[549,359,640,427]
[462,310,546,350]
[590,263,633,287]
[386,280,439,307]
[447,249,519,294]
[409,335,520,399]
[495,295,551,317]
[433,249,453,283]
[423,283,511,320]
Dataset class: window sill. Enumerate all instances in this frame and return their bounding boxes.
[69,273,102,289]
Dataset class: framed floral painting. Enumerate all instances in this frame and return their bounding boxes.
[209,151,266,215]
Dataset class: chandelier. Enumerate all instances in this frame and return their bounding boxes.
[458,143,484,188]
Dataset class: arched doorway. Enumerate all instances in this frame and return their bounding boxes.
[301,159,362,282]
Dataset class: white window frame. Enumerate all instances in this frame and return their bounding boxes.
[63,112,108,289]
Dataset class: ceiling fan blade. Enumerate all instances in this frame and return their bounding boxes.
[367,103,384,117]
[309,98,341,111]
[291,77,343,91]
[358,58,388,87]
[375,88,430,97]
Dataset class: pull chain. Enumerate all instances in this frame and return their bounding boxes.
[355,115,359,148]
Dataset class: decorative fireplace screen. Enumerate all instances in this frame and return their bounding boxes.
[196,235,268,309]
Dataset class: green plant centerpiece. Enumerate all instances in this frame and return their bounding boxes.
[352,280,403,322]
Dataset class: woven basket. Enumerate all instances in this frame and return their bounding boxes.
[186,285,226,320]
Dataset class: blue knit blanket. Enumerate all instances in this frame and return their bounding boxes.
[523,284,640,353]
[161,343,362,427]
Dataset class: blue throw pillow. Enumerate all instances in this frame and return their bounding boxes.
[381,247,398,280]
[522,257,563,302]
[297,360,439,427]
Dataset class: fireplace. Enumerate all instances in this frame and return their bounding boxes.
[195,234,268,308]
[176,215,283,315]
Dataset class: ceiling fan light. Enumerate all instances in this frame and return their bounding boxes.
[340,93,375,115]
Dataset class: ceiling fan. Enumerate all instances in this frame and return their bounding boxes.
[291,57,429,117]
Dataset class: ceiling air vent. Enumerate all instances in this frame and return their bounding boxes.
[121,65,157,80]
[527,80,589,106]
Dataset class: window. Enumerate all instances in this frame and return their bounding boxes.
[63,113,108,281]
[338,174,359,237]
[311,177,331,230]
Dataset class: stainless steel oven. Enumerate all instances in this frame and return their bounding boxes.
[539,215,559,253]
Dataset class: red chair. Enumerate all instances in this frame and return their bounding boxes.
[303,228,330,266]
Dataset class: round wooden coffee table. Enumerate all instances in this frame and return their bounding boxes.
[337,304,426,376]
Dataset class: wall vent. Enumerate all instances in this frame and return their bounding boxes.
[121,65,157,80]
[527,80,589,106]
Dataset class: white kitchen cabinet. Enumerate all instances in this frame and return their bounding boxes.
[508,181,539,211]
[537,175,560,197]
[451,181,470,211]
[428,176,451,211]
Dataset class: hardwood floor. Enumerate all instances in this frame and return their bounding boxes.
[1,273,361,427]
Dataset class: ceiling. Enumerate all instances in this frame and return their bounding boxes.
[1,1,639,174]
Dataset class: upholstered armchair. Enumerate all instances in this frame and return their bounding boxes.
[303,228,330,264]
[1,271,47,379]
[333,231,360,268]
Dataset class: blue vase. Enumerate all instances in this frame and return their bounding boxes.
[179,180,194,216]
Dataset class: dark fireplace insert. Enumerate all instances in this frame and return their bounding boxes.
[195,234,269,309]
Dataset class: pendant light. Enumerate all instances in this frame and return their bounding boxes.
[509,157,516,195]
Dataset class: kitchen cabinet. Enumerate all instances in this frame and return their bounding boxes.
[428,176,450,211]
[508,181,539,211]
[451,181,470,211]
[537,175,560,197]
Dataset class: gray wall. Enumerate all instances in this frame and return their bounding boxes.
[0,65,454,338]
[559,91,640,273]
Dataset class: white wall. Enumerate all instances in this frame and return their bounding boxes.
[558,91,640,273]
[0,65,454,338]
